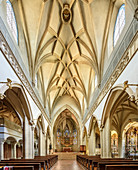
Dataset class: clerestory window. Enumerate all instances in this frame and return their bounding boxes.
[113,4,125,46]
[6,0,18,43]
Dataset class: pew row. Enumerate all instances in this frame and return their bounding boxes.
[76,155,138,170]
[105,164,138,170]
[1,155,58,170]
[0,162,40,170]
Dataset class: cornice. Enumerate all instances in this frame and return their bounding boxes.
[0,31,51,125]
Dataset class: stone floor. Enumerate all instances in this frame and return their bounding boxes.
[51,160,85,170]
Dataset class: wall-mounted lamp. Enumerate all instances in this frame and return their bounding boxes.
[0,78,12,89]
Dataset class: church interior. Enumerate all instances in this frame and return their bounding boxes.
[0,0,138,169]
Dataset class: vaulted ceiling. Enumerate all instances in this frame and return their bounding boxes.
[14,0,125,118]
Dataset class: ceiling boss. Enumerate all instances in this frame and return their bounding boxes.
[61,4,72,24]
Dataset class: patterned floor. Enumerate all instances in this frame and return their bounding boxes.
[51,160,84,170]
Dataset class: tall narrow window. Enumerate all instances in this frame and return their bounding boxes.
[113,4,125,46]
[6,0,18,43]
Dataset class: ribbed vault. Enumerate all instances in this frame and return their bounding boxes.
[12,0,125,118]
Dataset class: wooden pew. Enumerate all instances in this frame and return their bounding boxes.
[98,161,138,170]
[35,155,58,169]
[92,158,134,170]
[14,166,34,170]
[76,155,135,170]
[0,166,34,170]
[1,160,43,170]
[0,162,40,170]
[105,164,138,170]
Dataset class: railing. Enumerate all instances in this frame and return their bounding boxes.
[0,118,22,133]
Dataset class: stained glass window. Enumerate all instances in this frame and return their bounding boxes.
[6,0,18,43]
[113,4,125,46]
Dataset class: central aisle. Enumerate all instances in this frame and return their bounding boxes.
[51,160,84,170]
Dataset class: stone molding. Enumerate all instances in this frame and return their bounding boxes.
[0,31,50,125]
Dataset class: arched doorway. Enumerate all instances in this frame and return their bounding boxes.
[53,109,80,152]
[0,84,34,160]
[0,98,23,160]
[4,137,17,160]
[101,85,138,158]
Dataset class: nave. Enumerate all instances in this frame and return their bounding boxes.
[0,0,138,169]
[51,160,84,170]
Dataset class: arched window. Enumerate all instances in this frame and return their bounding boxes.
[6,0,18,43]
[113,4,125,46]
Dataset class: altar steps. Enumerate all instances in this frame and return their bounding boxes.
[54,152,80,160]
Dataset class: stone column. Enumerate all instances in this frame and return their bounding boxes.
[88,133,92,155]
[105,117,111,158]
[23,117,34,159]
[118,133,122,158]
[12,142,17,159]
[31,125,35,158]
[102,127,106,158]
[91,120,96,156]
[121,133,126,158]
[80,128,83,145]
[0,140,4,161]
[41,131,46,156]
[100,127,103,158]
[91,128,96,155]
[39,129,42,156]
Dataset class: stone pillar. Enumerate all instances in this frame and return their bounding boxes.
[100,127,103,158]
[39,129,42,156]
[118,133,122,158]
[102,117,111,158]
[23,117,34,159]
[102,127,106,158]
[80,128,83,145]
[31,125,35,158]
[91,128,96,155]
[0,140,4,161]
[91,120,96,156]
[12,142,17,159]
[105,117,111,158]
[41,131,46,156]
[88,134,92,155]
[87,135,90,155]
[121,136,126,158]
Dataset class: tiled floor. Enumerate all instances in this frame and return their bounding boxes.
[51,160,85,170]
